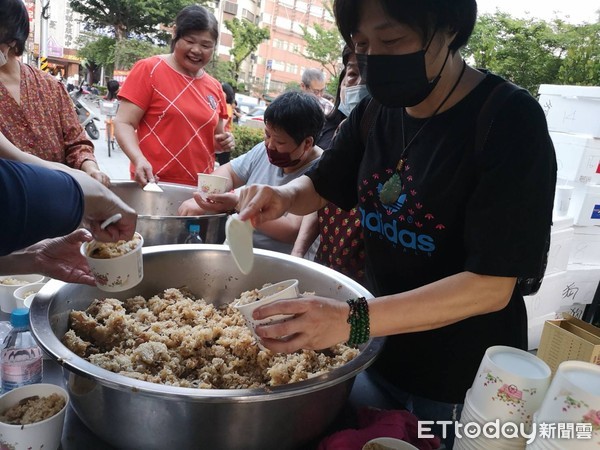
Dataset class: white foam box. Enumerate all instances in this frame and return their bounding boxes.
[550,132,600,185]
[524,271,568,318]
[564,184,600,226]
[528,312,557,351]
[547,222,574,275]
[561,263,600,305]
[539,84,600,137]
[570,225,600,264]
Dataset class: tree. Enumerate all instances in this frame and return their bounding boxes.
[69,0,197,41]
[225,18,270,78]
[465,13,569,94]
[557,23,600,86]
[464,12,600,94]
[301,23,344,79]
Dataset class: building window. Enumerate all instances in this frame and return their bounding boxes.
[223,1,238,15]
[242,8,255,22]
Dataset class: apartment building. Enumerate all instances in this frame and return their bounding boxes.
[213,0,340,96]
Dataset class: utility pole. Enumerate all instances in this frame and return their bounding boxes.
[39,0,50,71]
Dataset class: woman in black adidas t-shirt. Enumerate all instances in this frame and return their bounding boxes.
[210,1,557,447]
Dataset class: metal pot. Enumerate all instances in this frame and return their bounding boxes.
[30,245,383,450]
[110,181,227,245]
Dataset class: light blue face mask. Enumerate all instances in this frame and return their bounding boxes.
[338,84,369,117]
[0,49,7,68]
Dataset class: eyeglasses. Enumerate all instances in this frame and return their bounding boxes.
[308,87,325,96]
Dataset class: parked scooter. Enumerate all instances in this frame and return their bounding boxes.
[69,83,100,140]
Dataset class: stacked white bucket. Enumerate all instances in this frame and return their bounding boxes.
[526,85,600,351]
[454,346,600,449]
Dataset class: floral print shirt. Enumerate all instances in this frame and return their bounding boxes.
[0,62,96,169]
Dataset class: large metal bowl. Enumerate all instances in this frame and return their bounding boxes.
[30,245,383,450]
[110,181,227,245]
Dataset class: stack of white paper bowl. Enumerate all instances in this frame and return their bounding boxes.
[454,346,552,450]
[526,361,600,449]
[0,274,45,313]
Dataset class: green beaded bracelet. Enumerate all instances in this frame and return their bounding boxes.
[346,297,370,346]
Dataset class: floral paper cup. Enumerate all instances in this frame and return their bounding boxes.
[0,383,69,450]
[197,173,228,199]
[234,279,300,343]
[0,274,45,313]
[13,282,46,309]
[533,361,600,449]
[81,232,144,292]
[468,346,551,426]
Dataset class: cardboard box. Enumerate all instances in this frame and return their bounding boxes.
[528,312,558,351]
[539,84,600,137]
[551,132,600,185]
[537,315,600,373]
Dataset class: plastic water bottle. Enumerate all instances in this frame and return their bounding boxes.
[1,308,43,392]
[0,321,12,388]
[184,224,203,244]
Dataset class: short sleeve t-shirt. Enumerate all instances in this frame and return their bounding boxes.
[119,56,228,186]
[231,142,321,253]
[308,73,557,403]
[0,159,83,256]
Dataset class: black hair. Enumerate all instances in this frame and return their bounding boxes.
[170,5,219,52]
[221,82,235,104]
[334,0,477,52]
[106,79,120,100]
[0,0,30,56]
[264,91,325,145]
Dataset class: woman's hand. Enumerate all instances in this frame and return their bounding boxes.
[178,196,207,216]
[28,229,95,285]
[236,185,293,228]
[80,161,111,187]
[253,296,351,353]
[215,131,234,152]
[132,157,157,187]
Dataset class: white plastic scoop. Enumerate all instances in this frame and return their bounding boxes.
[100,213,122,230]
[143,182,163,193]
[225,214,254,275]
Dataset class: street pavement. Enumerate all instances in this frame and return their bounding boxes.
[92,116,130,180]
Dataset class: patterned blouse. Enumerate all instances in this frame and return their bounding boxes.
[0,62,96,169]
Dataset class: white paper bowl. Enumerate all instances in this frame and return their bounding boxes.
[0,275,45,313]
[197,173,228,198]
[234,279,300,342]
[363,437,418,450]
[80,232,144,292]
[469,346,551,425]
[13,282,46,309]
[0,383,69,450]
[534,360,600,449]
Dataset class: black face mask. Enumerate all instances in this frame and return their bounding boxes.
[357,34,450,108]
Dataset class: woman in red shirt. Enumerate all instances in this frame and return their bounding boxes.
[115,5,234,187]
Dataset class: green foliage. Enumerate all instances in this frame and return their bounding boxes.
[77,35,116,68]
[225,18,270,76]
[114,40,166,70]
[464,12,600,95]
[285,81,301,92]
[69,0,198,40]
[301,22,344,79]
[205,59,237,86]
[557,23,600,86]
[231,125,264,159]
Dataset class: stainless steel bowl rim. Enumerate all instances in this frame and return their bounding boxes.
[30,245,384,402]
